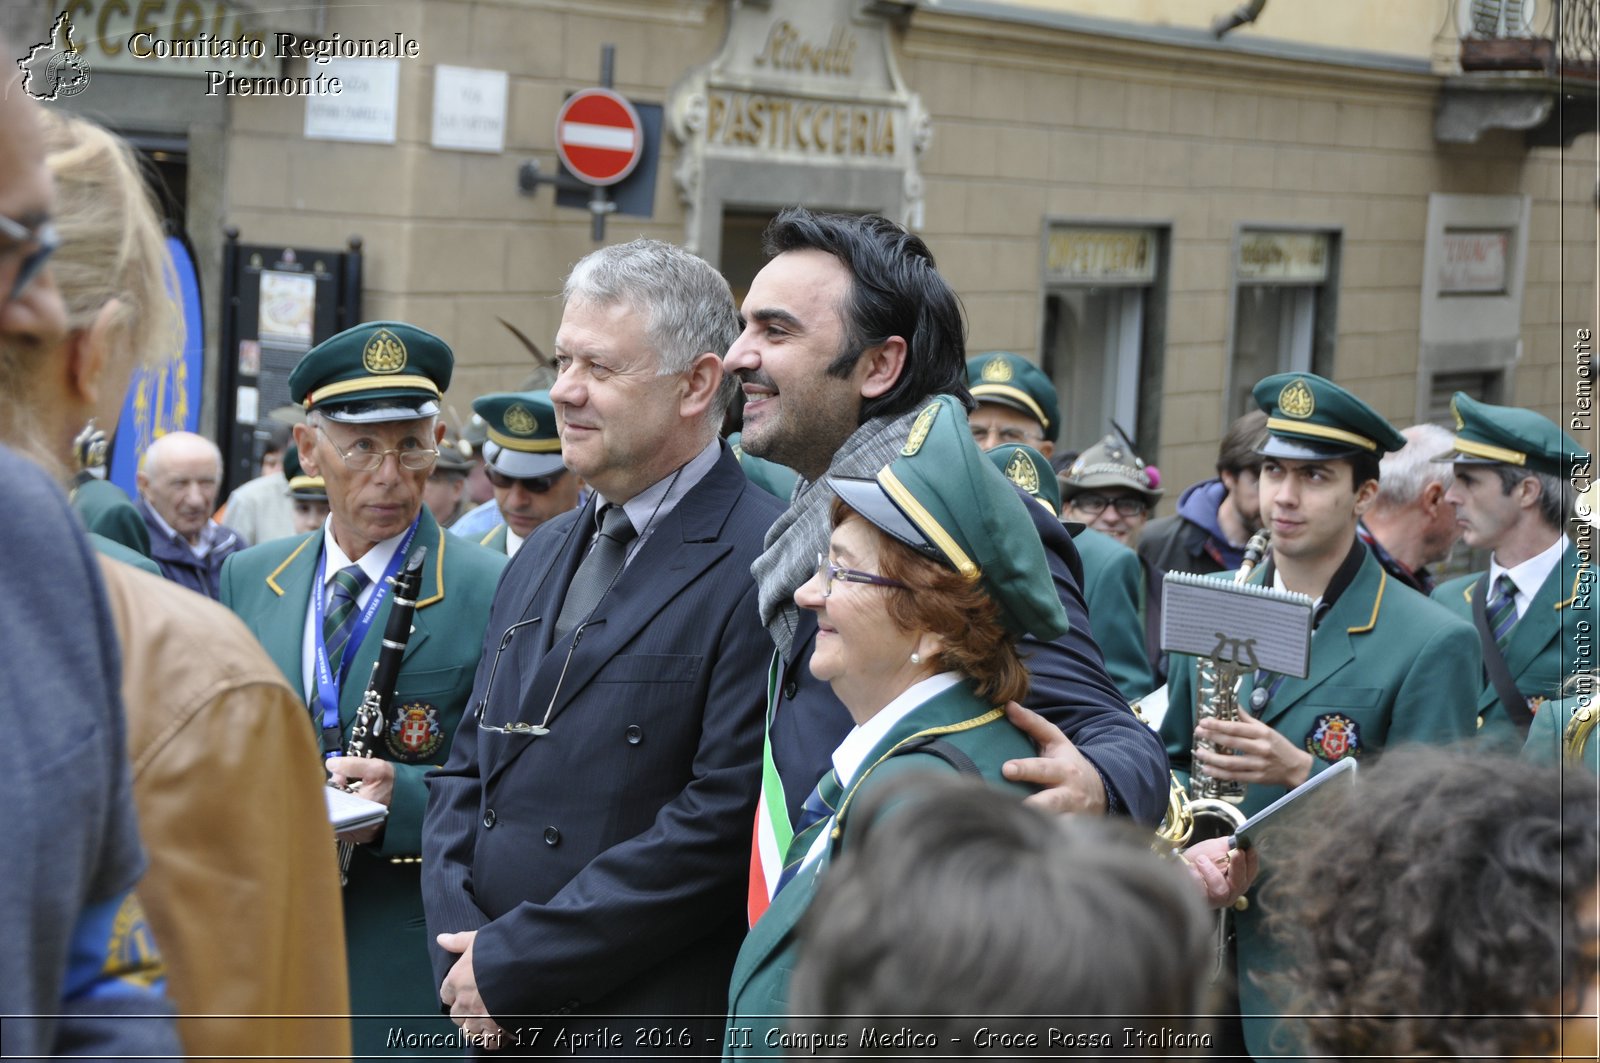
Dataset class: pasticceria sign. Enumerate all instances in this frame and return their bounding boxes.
[669,0,928,227]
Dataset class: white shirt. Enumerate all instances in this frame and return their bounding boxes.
[506,526,526,558]
[299,518,409,703]
[1491,534,1569,621]
[797,671,964,873]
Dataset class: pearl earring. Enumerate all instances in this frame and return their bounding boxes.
[910,652,922,664]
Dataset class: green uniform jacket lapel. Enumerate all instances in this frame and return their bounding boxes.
[252,532,321,695]
[477,523,509,554]
[1246,553,1382,732]
[1500,542,1587,692]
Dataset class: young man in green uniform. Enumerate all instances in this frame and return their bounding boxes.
[220,321,507,1054]
[1429,393,1595,750]
[1158,372,1482,1060]
[966,352,1156,701]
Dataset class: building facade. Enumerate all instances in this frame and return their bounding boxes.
[12,0,1594,497]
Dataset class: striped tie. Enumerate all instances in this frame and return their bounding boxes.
[1487,574,1519,646]
[771,768,844,897]
[323,564,371,679]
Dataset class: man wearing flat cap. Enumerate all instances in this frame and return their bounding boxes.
[221,321,507,1053]
[1157,372,1481,1060]
[469,390,582,556]
[1429,393,1597,749]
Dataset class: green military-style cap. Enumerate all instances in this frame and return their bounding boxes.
[472,390,565,480]
[828,395,1069,642]
[1253,372,1406,460]
[288,320,453,423]
[729,432,800,502]
[1431,392,1588,479]
[986,443,1061,517]
[432,430,473,476]
[967,352,1061,442]
[281,444,327,502]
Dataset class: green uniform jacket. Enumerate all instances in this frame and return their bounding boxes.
[1073,527,1157,702]
[475,522,509,554]
[220,507,506,1051]
[88,533,161,576]
[1159,545,1481,1060]
[724,679,1035,1059]
[71,476,151,558]
[1522,694,1600,772]
[1431,541,1598,750]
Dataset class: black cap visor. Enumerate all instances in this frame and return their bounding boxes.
[1258,434,1363,462]
[827,475,940,560]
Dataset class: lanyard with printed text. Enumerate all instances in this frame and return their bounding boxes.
[312,519,419,756]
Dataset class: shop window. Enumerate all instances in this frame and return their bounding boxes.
[1227,229,1340,423]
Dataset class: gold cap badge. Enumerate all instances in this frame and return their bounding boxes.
[363,328,408,375]
[1279,378,1315,419]
[503,403,538,436]
[980,357,1013,383]
[902,402,939,456]
[1004,449,1040,495]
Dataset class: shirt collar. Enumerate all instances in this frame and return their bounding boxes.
[320,518,407,588]
[830,672,964,789]
[506,526,526,557]
[1491,534,1569,598]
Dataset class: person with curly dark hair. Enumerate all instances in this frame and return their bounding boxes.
[1261,746,1598,1061]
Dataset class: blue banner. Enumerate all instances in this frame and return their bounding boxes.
[108,234,204,497]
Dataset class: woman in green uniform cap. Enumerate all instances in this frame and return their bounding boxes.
[726,395,1123,1056]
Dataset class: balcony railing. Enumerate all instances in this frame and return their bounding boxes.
[1457,0,1598,81]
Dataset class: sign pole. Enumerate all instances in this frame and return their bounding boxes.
[588,45,615,242]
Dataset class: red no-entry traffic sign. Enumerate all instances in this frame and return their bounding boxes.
[555,88,644,187]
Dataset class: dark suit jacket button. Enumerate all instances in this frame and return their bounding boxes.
[483,808,496,829]
[783,680,798,700]
[544,826,561,846]
[625,724,643,744]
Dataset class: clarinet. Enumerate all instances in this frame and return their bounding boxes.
[337,544,428,885]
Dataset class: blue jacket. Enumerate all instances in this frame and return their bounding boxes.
[137,495,244,600]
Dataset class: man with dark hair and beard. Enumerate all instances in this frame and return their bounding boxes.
[725,208,1167,922]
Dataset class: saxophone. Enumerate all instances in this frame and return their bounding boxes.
[1168,529,1271,848]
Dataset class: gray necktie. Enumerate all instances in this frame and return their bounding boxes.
[555,504,637,639]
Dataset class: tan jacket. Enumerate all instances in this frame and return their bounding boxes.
[98,557,351,1062]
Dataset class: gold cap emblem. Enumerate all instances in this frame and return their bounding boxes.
[980,357,1013,383]
[1451,396,1465,431]
[363,328,408,375]
[1278,378,1315,419]
[902,403,939,456]
[503,403,539,436]
[1004,449,1040,496]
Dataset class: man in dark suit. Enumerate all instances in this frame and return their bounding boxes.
[723,209,1168,921]
[423,240,782,1052]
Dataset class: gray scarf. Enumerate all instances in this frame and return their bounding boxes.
[752,400,932,658]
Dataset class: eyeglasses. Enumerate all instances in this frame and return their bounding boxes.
[970,424,1044,446]
[473,616,585,737]
[316,426,439,471]
[815,553,906,599]
[485,466,567,493]
[1070,493,1149,518]
[0,214,59,304]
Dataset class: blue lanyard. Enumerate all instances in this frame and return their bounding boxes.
[312,519,419,756]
